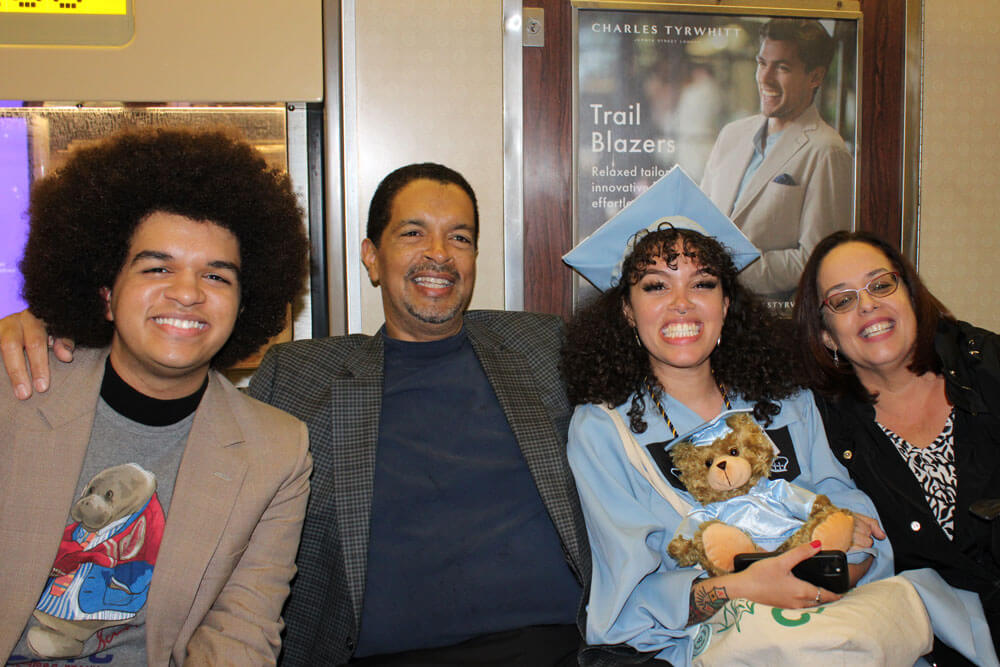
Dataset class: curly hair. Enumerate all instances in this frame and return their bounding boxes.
[561,226,802,431]
[792,230,953,402]
[20,128,308,369]
[366,162,479,247]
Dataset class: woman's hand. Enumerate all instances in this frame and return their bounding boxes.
[842,513,884,585]
[734,541,844,608]
[850,512,886,549]
[689,541,841,625]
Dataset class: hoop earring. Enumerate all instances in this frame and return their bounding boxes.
[633,328,643,348]
[832,348,839,364]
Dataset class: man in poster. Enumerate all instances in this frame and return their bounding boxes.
[701,19,853,301]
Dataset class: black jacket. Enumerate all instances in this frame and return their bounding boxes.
[816,319,1000,618]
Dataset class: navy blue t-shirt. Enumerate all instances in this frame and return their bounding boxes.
[354,327,580,657]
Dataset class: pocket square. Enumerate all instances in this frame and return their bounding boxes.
[773,173,797,186]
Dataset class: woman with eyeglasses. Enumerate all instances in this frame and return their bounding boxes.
[792,230,1000,661]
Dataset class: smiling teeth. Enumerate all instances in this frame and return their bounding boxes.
[413,277,453,287]
[662,322,701,338]
[861,321,893,338]
[155,317,206,330]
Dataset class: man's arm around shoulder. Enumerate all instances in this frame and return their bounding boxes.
[0,309,75,399]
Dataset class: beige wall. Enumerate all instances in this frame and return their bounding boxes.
[348,0,505,334]
[919,1,1000,331]
[0,1,322,102]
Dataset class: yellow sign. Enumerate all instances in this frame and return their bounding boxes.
[0,0,126,16]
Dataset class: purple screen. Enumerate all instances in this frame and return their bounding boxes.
[0,115,30,318]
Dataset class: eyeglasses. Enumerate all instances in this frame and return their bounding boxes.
[821,272,901,314]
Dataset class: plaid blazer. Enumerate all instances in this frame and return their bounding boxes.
[248,310,591,666]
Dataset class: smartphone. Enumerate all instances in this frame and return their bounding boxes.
[732,549,849,594]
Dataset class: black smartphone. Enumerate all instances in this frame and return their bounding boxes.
[732,549,849,594]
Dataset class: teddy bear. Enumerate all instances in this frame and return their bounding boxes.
[28,463,164,659]
[666,412,855,577]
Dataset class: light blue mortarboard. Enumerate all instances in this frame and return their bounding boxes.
[563,166,760,292]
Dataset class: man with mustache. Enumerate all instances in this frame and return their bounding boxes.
[1,162,590,665]
[700,18,854,302]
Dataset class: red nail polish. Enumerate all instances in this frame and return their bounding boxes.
[810,540,821,548]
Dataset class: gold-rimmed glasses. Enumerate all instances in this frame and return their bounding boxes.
[821,272,901,314]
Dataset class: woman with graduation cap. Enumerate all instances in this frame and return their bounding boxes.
[560,168,894,664]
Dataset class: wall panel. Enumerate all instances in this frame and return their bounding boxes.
[0,1,322,102]
[918,1,1000,331]
[348,0,506,333]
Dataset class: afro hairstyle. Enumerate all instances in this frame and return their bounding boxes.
[20,127,309,369]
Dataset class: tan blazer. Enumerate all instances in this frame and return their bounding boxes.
[701,104,854,298]
[0,347,311,665]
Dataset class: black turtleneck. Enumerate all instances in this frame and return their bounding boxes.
[100,358,208,426]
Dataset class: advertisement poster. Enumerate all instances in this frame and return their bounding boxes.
[575,8,859,305]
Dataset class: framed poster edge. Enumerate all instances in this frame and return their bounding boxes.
[572,1,859,21]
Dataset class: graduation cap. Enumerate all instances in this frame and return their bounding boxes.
[563,166,759,292]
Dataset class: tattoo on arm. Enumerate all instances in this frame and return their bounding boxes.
[687,582,729,626]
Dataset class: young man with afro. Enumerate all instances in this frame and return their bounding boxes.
[0,128,312,665]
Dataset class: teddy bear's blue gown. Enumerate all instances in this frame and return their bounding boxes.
[674,476,820,552]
